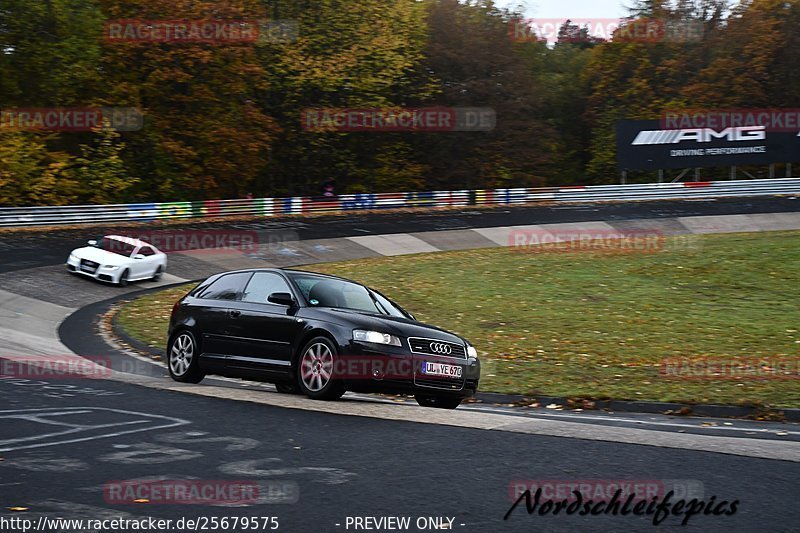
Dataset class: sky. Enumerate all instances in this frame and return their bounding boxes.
[494,0,629,19]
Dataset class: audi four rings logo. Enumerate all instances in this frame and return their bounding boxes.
[429,342,452,354]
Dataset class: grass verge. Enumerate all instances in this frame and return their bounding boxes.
[115,284,196,353]
[115,231,800,407]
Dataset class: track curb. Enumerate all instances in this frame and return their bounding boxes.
[476,392,800,422]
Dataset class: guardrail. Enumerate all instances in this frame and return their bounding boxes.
[1,177,799,227]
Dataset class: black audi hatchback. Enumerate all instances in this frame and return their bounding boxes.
[167,268,480,408]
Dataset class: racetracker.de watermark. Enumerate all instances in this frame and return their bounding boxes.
[301,107,495,132]
[0,107,143,132]
[509,18,702,44]
[104,19,298,44]
[508,228,699,254]
[301,355,469,381]
[661,108,800,133]
[104,480,297,505]
[0,355,112,379]
[110,230,260,254]
[660,357,800,380]
[508,479,704,502]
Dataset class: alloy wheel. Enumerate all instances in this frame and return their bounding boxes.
[170,333,194,376]
[300,342,334,392]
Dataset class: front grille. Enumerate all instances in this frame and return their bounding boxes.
[408,337,467,358]
[79,259,99,274]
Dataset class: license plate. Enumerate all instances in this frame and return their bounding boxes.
[420,362,462,378]
[81,266,94,272]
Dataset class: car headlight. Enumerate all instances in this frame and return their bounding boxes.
[103,265,120,270]
[68,254,78,262]
[353,329,402,346]
[467,345,478,358]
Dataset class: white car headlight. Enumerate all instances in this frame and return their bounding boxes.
[103,265,120,270]
[353,329,401,346]
[68,253,78,262]
[467,345,478,358]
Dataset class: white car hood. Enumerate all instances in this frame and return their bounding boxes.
[71,246,130,266]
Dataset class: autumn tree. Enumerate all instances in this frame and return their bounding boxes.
[255,0,432,195]
[1,0,797,204]
[682,0,800,108]
[582,0,727,181]
[0,130,73,205]
[409,0,555,190]
[93,0,280,200]
[67,125,137,204]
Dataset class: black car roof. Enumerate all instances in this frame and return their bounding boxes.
[218,267,361,286]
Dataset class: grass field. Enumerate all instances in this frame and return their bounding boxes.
[116,231,800,408]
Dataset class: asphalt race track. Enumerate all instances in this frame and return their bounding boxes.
[2,196,799,274]
[0,375,797,533]
[1,198,799,533]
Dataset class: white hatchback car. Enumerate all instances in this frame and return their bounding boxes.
[66,235,167,286]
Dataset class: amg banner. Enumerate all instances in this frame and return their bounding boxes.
[616,120,799,170]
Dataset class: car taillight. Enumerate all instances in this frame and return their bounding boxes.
[171,299,181,318]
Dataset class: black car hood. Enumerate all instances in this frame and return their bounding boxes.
[313,308,466,344]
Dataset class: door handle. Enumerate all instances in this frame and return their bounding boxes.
[229,310,241,318]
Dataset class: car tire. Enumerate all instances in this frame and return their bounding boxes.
[415,394,462,409]
[152,265,163,281]
[296,336,345,401]
[118,269,129,287]
[168,330,205,383]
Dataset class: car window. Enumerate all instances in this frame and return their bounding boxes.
[289,273,404,316]
[242,272,292,304]
[96,237,137,257]
[370,290,408,318]
[197,272,252,301]
[342,284,375,310]
[138,246,156,257]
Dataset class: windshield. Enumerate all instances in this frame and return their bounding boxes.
[93,237,136,257]
[289,274,408,317]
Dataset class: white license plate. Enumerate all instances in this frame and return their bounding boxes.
[421,362,462,378]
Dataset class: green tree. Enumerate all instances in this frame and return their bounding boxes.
[0,0,104,106]
[258,0,432,195]
[97,0,279,200]
[683,0,800,108]
[67,125,137,204]
[0,130,74,206]
[409,0,555,190]
[582,0,726,181]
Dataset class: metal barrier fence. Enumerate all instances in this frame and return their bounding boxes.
[1,177,799,227]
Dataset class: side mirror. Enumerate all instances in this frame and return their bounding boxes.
[133,254,145,260]
[88,240,97,246]
[268,292,295,306]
